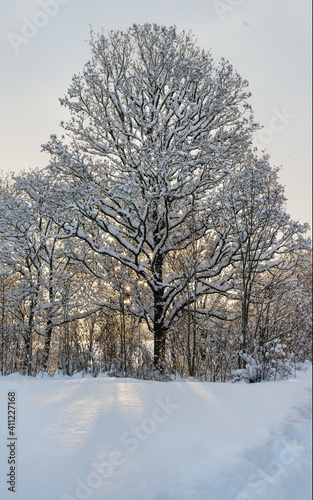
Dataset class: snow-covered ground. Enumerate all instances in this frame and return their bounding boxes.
[0,367,311,500]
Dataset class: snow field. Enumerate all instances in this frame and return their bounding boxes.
[0,367,311,500]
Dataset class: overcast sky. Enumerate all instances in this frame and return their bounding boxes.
[0,0,311,229]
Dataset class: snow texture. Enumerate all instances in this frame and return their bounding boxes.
[0,367,311,500]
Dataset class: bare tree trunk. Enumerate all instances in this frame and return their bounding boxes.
[23,330,33,376]
[153,287,166,372]
[120,291,127,375]
[239,297,249,369]
[42,318,53,371]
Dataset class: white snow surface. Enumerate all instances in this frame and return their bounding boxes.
[0,367,311,500]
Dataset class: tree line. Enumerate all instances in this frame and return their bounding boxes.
[0,24,311,381]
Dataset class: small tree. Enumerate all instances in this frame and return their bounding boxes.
[215,153,310,369]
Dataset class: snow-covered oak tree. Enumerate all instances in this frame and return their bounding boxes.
[42,24,258,371]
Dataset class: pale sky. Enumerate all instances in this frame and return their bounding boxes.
[0,0,312,230]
